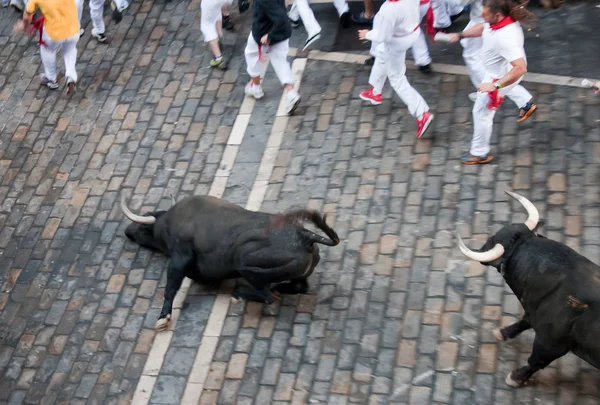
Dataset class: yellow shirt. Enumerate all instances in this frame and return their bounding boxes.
[26,0,80,41]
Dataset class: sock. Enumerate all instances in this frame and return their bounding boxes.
[287,89,298,99]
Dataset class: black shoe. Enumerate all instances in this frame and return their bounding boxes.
[419,64,432,74]
[340,11,350,28]
[365,56,375,66]
[222,14,234,31]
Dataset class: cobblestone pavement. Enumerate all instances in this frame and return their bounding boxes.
[1,0,600,405]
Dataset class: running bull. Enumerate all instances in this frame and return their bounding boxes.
[121,195,340,331]
[457,190,600,388]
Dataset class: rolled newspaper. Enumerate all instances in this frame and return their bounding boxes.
[434,32,454,43]
[581,79,599,89]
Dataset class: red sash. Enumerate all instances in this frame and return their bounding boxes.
[26,16,47,47]
[425,6,436,37]
[487,79,505,110]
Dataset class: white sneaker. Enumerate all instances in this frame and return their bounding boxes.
[245,82,264,99]
[303,32,321,51]
[91,28,107,42]
[10,0,24,11]
[285,90,301,115]
[468,92,478,102]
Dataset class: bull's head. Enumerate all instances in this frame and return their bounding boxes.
[121,196,169,254]
[456,190,541,268]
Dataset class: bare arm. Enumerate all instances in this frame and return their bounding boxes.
[497,57,527,88]
[447,23,484,43]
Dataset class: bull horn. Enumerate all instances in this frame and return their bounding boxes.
[120,195,156,225]
[504,190,539,231]
[457,233,505,263]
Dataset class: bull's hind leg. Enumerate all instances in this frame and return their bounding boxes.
[494,316,531,341]
[156,251,194,331]
[506,337,569,388]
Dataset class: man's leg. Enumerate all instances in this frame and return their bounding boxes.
[201,2,226,69]
[359,43,386,105]
[411,3,433,73]
[431,0,451,30]
[39,30,59,89]
[243,33,265,99]
[386,36,434,137]
[506,84,537,123]
[352,0,375,25]
[292,0,322,49]
[61,33,79,95]
[89,0,107,41]
[269,39,301,114]
[333,0,351,27]
[464,91,496,164]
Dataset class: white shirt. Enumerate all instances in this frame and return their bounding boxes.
[481,21,527,79]
[365,0,421,43]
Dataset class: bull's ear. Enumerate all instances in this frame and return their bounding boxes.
[532,220,545,233]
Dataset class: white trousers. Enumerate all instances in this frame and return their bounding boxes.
[333,0,349,17]
[288,0,321,37]
[77,0,104,33]
[368,30,429,118]
[431,0,463,28]
[201,0,231,42]
[471,74,524,156]
[41,29,79,83]
[370,3,431,66]
[244,33,293,86]
[460,18,532,109]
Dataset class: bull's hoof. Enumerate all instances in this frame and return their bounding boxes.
[505,371,526,388]
[493,328,505,341]
[230,297,244,305]
[155,315,171,331]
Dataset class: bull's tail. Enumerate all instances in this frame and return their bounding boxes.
[271,209,340,246]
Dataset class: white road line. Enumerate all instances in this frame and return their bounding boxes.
[288,47,598,87]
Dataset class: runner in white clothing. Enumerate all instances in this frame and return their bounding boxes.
[358,0,434,139]
[365,0,433,73]
[447,0,536,122]
[446,0,534,164]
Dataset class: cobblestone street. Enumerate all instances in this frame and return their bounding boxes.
[0,0,600,404]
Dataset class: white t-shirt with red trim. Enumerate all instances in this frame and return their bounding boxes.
[481,21,527,79]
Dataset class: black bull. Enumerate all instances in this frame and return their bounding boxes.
[457,190,600,388]
[121,195,340,331]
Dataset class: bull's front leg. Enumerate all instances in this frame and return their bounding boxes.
[506,337,569,388]
[272,279,309,296]
[156,252,193,331]
[493,316,532,341]
[232,281,275,304]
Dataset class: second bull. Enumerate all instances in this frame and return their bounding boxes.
[457,190,600,387]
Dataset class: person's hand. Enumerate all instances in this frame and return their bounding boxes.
[478,82,496,93]
[260,34,269,45]
[447,33,461,43]
[595,88,600,95]
[358,29,369,41]
[13,19,25,33]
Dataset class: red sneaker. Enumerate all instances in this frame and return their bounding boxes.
[416,111,434,138]
[359,88,382,105]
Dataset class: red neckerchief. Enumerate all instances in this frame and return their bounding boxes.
[425,6,436,37]
[487,79,505,110]
[25,16,46,47]
[490,16,515,30]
